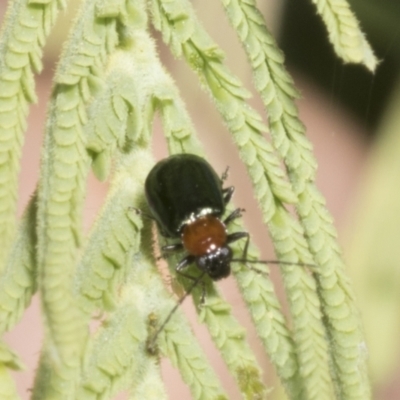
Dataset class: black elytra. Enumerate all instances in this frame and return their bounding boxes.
[144,153,249,281]
[145,153,225,238]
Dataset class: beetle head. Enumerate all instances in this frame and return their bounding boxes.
[196,246,232,280]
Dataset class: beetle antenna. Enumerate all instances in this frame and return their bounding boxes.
[231,259,317,270]
[148,271,207,352]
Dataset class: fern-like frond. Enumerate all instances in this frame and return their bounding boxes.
[0,0,65,267]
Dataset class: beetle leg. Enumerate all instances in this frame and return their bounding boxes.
[223,207,245,226]
[227,231,250,259]
[176,256,207,303]
[128,207,156,221]
[176,254,196,271]
[220,166,230,183]
[158,242,184,261]
[222,186,235,205]
[221,167,234,205]
[161,242,184,253]
[228,232,271,275]
[199,282,207,305]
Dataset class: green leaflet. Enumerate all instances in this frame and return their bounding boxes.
[220,1,372,398]
[0,0,64,267]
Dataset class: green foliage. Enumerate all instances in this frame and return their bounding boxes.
[0,0,376,399]
[344,76,400,388]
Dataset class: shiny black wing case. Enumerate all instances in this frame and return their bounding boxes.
[145,154,225,237]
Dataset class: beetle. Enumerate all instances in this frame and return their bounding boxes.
[144,153,250,282]
[141,153,313,348]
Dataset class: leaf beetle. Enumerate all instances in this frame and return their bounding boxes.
[141,153,313,347]
[144,153,250,281]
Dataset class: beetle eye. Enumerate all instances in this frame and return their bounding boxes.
[195,247,232,280]
[208,259,230,280]
[219,247,232,260]
[196,255,208,271]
